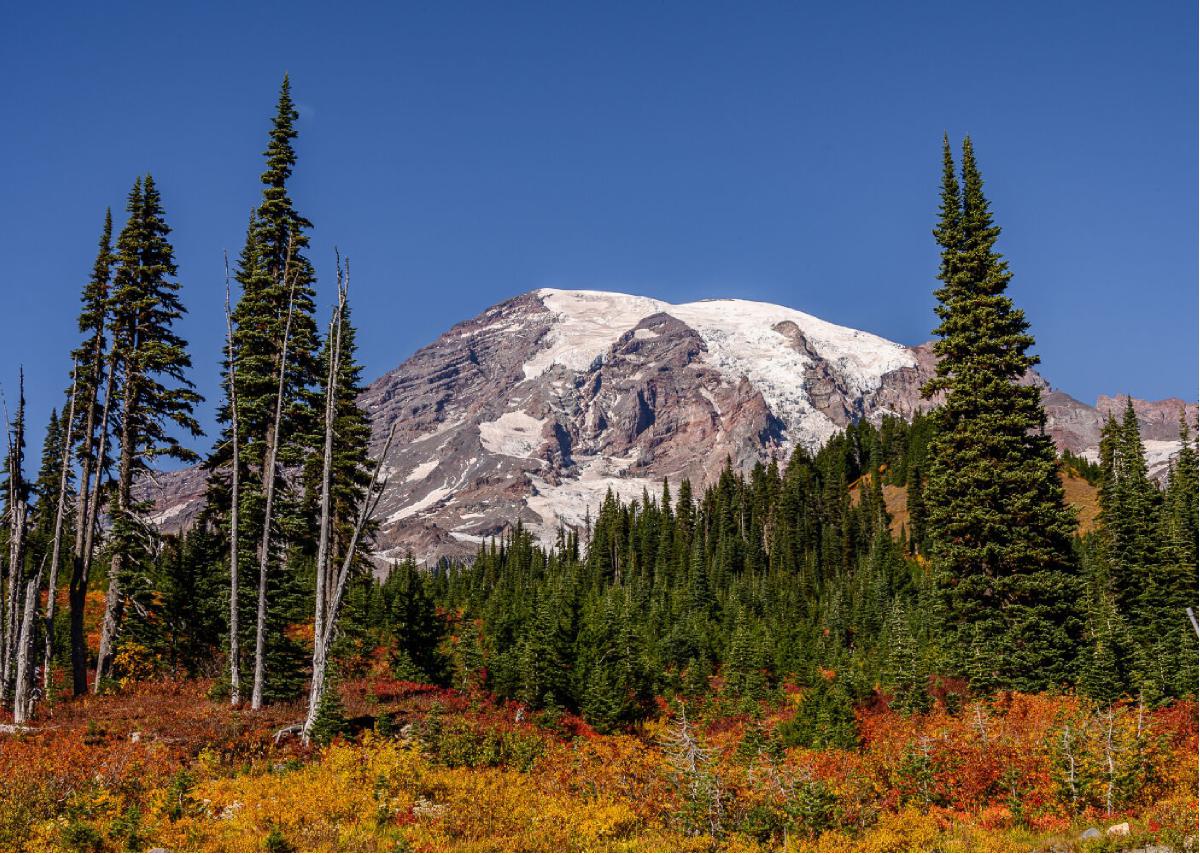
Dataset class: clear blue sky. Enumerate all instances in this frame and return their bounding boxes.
[1,1,1195,456]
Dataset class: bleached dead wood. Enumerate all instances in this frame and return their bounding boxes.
[13,559,45,723]
[70,335,116,695]
[2,374,28,704]
[251,241,299,711]
[303,418,396,742]
[303,260,346,741]
[42,362,79,696]
[224,260,242,707]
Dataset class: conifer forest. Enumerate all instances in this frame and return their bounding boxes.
[0,78,1195,854]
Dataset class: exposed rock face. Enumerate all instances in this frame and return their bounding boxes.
[1095,395,1198,440]
[143,465,209,532]
[145,288,1197,562]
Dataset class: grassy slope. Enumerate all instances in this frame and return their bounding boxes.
[852,469,1100,539]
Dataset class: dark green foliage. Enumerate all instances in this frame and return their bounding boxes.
[156,528,227,677]
[884,600,930,714]
[258,552,311,704]
[105,175,201,665]
[307,679,349,746]
[30,407,73,553]
[378,559,447,683]
[1097,402,1160,618]
[1082,403,1198,702]
[107,176,201,469]
[203,77,324,703]
[907,464,926,556]
[921,137,1080,692]
[60,821,103,852]
[264,828,295,853]
[788,780,840,838]
[1062,448,1104,486]
[777,674,859,750]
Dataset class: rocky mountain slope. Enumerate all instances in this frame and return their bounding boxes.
[142,288,1196,562]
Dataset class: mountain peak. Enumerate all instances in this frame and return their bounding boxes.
[143,288,1198,564]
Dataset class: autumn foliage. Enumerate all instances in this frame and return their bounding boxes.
[1,679,1194,852]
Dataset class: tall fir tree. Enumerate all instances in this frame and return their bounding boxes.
[30,409,73,552]
[921,137,1080,692]
[206,76,322,706]
[1097,401,1160,619]
[93,175,201,689]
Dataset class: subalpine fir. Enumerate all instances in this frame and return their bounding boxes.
[93,175,201,689]
[206,76,323,706]
[921,137,1080,692]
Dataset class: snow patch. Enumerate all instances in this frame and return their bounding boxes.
[405,460,439,483]
[1081,438,1185,481]
[524,289,916,451]
[387,484,454,523]
[525,455,661,545]
[478,411,548,459]
[149,502,191,528]
[450,531,486,543]
[523,290,665,379]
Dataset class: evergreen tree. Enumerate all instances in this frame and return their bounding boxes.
[921,137,1080,692]
[206,76,322,706]
[94,175,201,689]
[778,672,858,750]
[1155,412,1199,697]
[883,600,930,714]
[381,559,447,683]
[30,409,73,553]
[907,465,926,556]
[1097,401,1160,620]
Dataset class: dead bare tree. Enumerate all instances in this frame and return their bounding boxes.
[2,373,29,704]
[42,362,79,697]
[251,244,299,711]
[13,558,45,723]
[72,351,116,694]
[224,259,242,707]
[303,260,346,735]
[661,702,726,840]
[69,324,116,695]
[303,418,396,742]
[93,344,141,691]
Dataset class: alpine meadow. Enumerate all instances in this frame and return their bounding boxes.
[0,7,1196,854]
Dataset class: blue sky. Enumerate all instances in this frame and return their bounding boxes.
[1,1,1195,455]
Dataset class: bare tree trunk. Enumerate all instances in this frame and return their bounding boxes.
[2,512,19,701]
[2,374,28,703]
[303,421,395,741]
[224,268,242,706]
[94,331,138,692]
[0,547,6,701]
[13,562,43,723]
[70,348,115,695]
[0,525,15,701]
[251,265,298,711]
[1103,707,1116,817]
[42,365,79,697]
[303,270,346,738]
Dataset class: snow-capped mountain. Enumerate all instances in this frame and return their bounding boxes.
[353,288,931,562]
[142,288,1197,562]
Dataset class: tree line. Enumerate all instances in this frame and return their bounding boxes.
[0,90,1194,741]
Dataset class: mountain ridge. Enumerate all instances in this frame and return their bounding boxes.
[143,288,1197,562]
